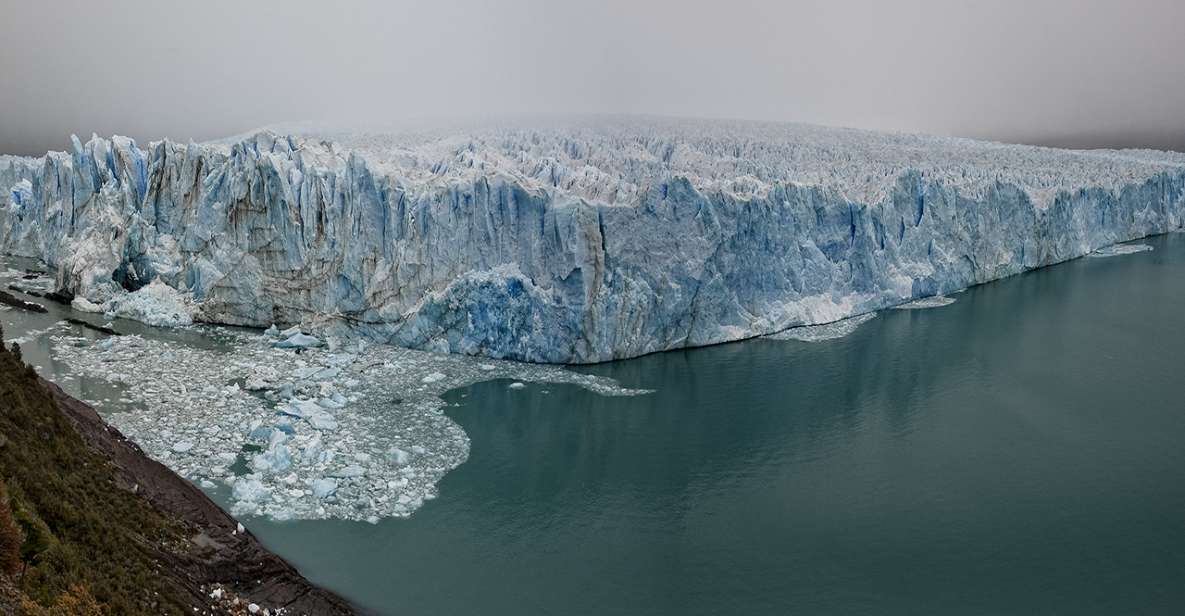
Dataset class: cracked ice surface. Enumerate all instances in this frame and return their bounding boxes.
[48,329,650,522]
[765,313,877,342]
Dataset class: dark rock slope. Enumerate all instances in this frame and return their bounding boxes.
[0,335,354,615]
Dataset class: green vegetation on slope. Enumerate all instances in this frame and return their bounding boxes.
[0,325,193,614]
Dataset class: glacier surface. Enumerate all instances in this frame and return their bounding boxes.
[3,117,1184,363]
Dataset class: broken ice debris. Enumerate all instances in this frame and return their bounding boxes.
[311,477,338,499]
[330,465,366,478]
[386,447,410,465]
[273,332,323,349]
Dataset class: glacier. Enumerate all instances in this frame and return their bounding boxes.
[3,117,1184,363]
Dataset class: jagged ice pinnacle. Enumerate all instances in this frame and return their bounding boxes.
[2,117,1184,363]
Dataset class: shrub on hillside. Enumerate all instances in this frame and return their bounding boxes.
[0,480,22,576]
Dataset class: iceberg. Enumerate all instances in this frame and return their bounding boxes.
[4,118,1185,363]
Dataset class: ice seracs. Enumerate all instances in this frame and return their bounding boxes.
[4,118,1185,363]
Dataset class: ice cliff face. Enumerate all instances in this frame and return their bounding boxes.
[3,118,1184,363]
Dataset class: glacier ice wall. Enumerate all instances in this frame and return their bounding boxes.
[2,119,1184,363]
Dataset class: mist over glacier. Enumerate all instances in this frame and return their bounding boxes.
[2,117,1184,363]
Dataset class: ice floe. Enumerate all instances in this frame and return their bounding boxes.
[48,326,650,522]
[766,313,877,342]
[894,296,957,310]
[1089,243,1153,258]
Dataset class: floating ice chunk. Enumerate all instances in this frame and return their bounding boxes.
[330,465,366,478]
[263,324,280,337]
[1089,243,1153,258]
[316,397,343,410]
[895,296,956,310]
[311,477,338,499]
[421,371,446,384]
[325,354,357,367]
[252,432,293,474]
[245,366,280,391]
[172,441,195,453]
[281,398,323,418]
[317,393,347,409]
[508,381,526,389]
[71,296,106,313]
[292,366,320,379]
[104,279,195,327]
[386,447,410,465]
[307,413,338,431]
[302,435,325,463]
[232,477,270,503]
[273,332,322,349]
[767,313,877,342]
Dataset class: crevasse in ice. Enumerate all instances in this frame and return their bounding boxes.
[3,118,1184,363]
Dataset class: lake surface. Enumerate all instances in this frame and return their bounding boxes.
[239,234,1185,615]
[4,234,1184,615]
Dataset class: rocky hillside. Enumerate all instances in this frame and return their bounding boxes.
[0,326,353,615]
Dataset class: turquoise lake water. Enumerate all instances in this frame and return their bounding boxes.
[4,234,1183,615]
[242,233,1185,615]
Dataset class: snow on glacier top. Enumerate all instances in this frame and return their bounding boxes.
[230,116,1185,208]
[8,116,1184,210]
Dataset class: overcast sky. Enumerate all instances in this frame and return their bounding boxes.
[2,0,1183,155]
